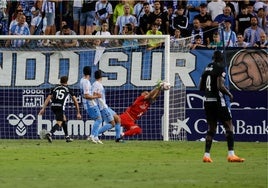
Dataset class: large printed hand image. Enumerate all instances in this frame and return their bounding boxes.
[229,50,268,91]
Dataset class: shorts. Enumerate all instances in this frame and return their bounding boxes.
[73,7,82,21]
[204,101,232,123]
[86,104,101,120]
[101,107,115,123]
[45,12,55,26]
[51,106,64,121]
[120,113,138,130]
[80,11,95,26]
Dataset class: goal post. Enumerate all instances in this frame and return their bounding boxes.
[0,34,186,141]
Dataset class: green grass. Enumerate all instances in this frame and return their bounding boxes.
[0,140,267,188]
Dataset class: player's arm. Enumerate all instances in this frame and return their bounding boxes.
[217,76,233,102]
[71,95,82,119]
[82,82,101,100]
[38,94,52,115]
[84,93,101,100]
[144,86,161,103]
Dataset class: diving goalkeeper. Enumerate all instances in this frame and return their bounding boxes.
[117,81,166,142]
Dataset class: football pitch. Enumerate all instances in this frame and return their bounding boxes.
[0,140,267,188]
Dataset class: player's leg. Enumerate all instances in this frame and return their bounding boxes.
[87,106,102,143]
[123,125,142,137]
[220,107,245,162]
[120,113,142,137]
[114,113,123,142]
[203,102,217,162]
[203,121,216,162]
[46,107,63,143]
[98,108,115,135]
[61,115,73,142]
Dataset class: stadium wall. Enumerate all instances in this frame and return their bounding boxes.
[0,48,267,141]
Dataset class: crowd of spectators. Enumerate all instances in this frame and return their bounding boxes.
[0,0,267,49]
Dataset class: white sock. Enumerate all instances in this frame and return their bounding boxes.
[228,150,235,156]
[204,152,210,157]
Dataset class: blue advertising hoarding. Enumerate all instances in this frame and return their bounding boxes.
[0,48,267,141]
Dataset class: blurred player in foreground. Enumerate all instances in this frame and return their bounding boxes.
[199,50,245,163]
[39,76,81,143]
[118,81,168,141]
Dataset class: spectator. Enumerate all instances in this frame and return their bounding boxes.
[186,0,207,29]
[154,17,165,34]
[29,9,46,48]
[72,0,82,35]
[207,31,223,49]
[55,24,79,47]
[256,8,267,31]
[11,3,23,21]
[224,0,237,18]
[167,5,175,35]
[194,3,213,45]
[7,1,19,26]
[219,19,237,47]
[247,3,257,17]
[137,2,151,35]
[207,0,226,21]
[8,11,28,35]
[20,0,35,25]
[113,0,133,33]
[235,33,249,48]
[80,0,96,35]
[30,7,47,35]
[172,5,188,37]
[212,5,236,31]
[238,0,254,13]
[95,21,111,47]
[41,0,56,46]
[114,3,137,35]
[92,38,102,48]
[190,18,204,45]
[55,20,67,34]
[146,22,163,50]
[253,31,268,48]
[95,0,113,28]
[148,0,169,34]
[0,0,8,35]
[122,23,139,51]
[56,1,72,31]
[188,34,207,50]
[244,16,265,47]
[235,4,253,34]
[30,0,43,20]
[170,28,186,50]
[6,14,30,48]
[133,0,152,30]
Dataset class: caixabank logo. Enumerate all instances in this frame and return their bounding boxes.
[184,92,268,141]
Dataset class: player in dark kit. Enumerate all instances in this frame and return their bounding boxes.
[199,50,245,163]
[39,76,81,143]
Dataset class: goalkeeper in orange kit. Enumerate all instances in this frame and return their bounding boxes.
[117,81,167,142]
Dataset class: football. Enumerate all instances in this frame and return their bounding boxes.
[162,82,171,90]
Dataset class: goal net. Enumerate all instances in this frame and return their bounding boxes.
[0,35,187,141]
